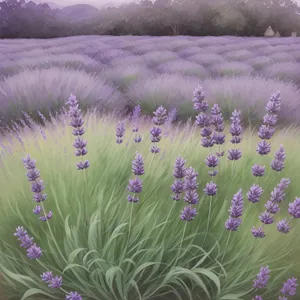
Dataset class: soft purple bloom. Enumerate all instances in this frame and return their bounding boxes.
[134,135,142,143]
[216,151,225,157]
[65,292,83,300]
[48,276,63,288]
[31,180,45,194]
[184,167,198,191]
[180,205,197,221]
[201,137,215,148]
[280,278,298,296]
[251,164,265,177]
[200,127,212,137]
[152,106,168,126]
[277,178,291,190]
[211,104,221,115]
[265,201,280,214]
[127,195,139,203]
[205,155,218,168]
[230,122,242,137]
[253,266,270,289]
[212,132,226,145]
[171,179,185,199]
[227,149,242,161]
[288,197,300,218]
[277,219,291,234]
[251,226,266,238]
[116,121,125,144]
[271,145,286,172]
[253,296,263,300]
[195,113,211,127]
[26,243,42,259]
[40,211,52,222]
[204,182,217,196]
[150,127,162,143]
[132,152,144,176]
[247,184,264,203]
[76,160,90,170]
[230,136,242,144]
[184,189,199,204]
[263,114,277,126]
[208,170,218,177]
[259,211,274,225]
[266,91,281,114]
[228,190,244,218]
[14,226,27,239]
[173,157,186,179]
[127,177,143,194]
[193,85,208,112]
[41,271,53,283]
[256,140,271,156]
[225,217,242,231]
[20,235,34,249]
[22,155,36,169]
[150,145,160,153]
[258,125,275,140]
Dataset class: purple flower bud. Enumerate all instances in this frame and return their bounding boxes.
[256,140,271,156]
[288,197,300,218]
[247,184,264,203]
[76,160,89,170]
[205,155,218,168]
[184,167,198,190]
[201,137,215,148]
[265,201,280,214]
[277,219,290,234]
[266,93,281,114]
[26,169,40,182]
[253,266,270,289]
[271,145,286,172]
[152,106,168,126]
[193,85,208,112]
[211,104,221,115]
[33,205,42,214]
[263,114,277,126]
[31,180,45,193]
[230,109,242,124]
[204,181,217,196]
[20,235,34,249]
[195,113,211,127]
[252,296,263,300]
[132,152,144,176]
[116,121,125,143]
[150,145,160,153]
[227,149,242,160]
[277,178,291,190]
[208,170,218,177]
[173,157,186,179]
[127,177,143,194]
[73,138,88,149]
[171,179,185,195]
[150,127,162,143]
[184,189,199,204]
[216,151,225,157]
[251,164,265,177]
[48,276,62,288]
[26,243,42,259]
[225,217,242,231]
[41,271,53,283]
[200,127,212,137]
[22,155,36,169]
[212,132,226,145]
[270,187,285,203]
[251,226,266,238]
[66,292,83,300]
[258,125,275,140]
[127,195,139,203]
[14,226,27,239]
[230,136,242,144]
[134,135,142,143]
[72,128,85,136]
[280,278,298,296]
[259,211,274,224]
[180,205,197,221]
[230,123,242,136]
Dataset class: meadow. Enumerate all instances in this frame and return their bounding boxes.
[0,35,300,300]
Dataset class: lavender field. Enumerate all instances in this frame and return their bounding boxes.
[0,35,300,300]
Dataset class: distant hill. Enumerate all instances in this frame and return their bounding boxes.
[55,4,100,22]
[45,1,65,9]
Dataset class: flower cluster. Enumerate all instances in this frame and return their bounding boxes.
[14,226,42,259]
[66,94,89,170]
[252,266,270,300]
[180,167,199,221]
[227,110,242,161]
[127,152,145,202]
[22,155,52,222]
[279,277,298,299]
[149,106,168,153]
[225,189,243,231]
[211,103,225,157]
[252,178,291,238]
[131,105,142,143]
[256,91,281,156]
[116,121,125,144]
[271,145,286,172]
[194,85,214,148]
[171,157,186,201]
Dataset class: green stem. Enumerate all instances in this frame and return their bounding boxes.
[174,221,187,267]
[221,230,231,264]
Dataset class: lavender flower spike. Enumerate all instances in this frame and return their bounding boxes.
[253,266,270,289]
[288,197,300,218]
[180,205,197,221]
[132,152,144,176]
[271,145,286,172]
[280,278,298,296]
[116,121,125,144]
[66,292,83,300]
[173,157,186,179]
[152,105,168,126]
[193,85,208,112]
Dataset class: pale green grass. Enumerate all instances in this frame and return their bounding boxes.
[0,112,299,300]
